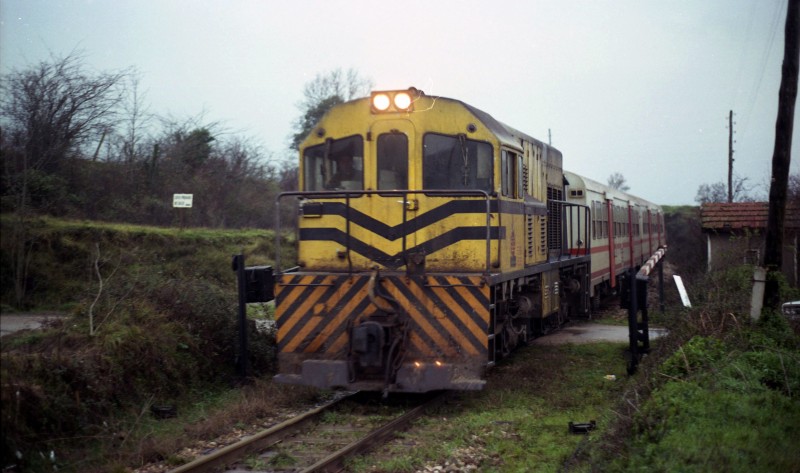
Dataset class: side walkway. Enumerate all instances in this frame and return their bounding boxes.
[533,321,668,345]
[0,313,66,337]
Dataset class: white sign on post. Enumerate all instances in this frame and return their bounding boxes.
[673,275,692,308]
[173,194,194,208]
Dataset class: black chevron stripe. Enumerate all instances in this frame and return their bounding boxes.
[309,198,541,239]
[299,226,505,269]
[313,199,498,239]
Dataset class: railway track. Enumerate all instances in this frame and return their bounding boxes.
[167,391,447,473]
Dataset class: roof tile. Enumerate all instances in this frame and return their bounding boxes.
[701,202,800,230]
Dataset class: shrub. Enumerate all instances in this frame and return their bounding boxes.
[0,219,281,469]
[660,335,727,379]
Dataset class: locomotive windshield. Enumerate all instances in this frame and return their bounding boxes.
[303,135,364,191]
[422,133,492,192]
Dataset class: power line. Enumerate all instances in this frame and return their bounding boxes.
[737,0,786,142]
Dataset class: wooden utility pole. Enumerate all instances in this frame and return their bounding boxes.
[728,110,734,203]
[764,0,799,310]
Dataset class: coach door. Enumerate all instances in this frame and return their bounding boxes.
[369,120,414,270]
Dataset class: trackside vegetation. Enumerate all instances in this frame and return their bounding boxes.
[1,215,799,472]
[594,268,800,472]
[0,216,305,471]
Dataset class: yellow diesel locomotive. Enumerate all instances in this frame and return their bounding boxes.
[273,88,592,393]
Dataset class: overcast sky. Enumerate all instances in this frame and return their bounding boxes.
[1,0,797,205]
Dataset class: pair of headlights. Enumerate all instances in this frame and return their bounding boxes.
[371,91,414,112]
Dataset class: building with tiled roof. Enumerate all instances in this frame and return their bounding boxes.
[700,202,799,287]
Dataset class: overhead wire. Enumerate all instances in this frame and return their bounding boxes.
[735,0,786,142]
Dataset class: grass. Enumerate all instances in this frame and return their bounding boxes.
[351,265,800,472]
[352,342,632,472]
[586,266,800,473]
[620,379,799,472]
[0,214,291,311]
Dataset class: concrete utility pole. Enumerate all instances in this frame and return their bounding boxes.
[764,0,799,310]
[728,110,734,203]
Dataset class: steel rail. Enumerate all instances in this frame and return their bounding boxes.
[301,391,448,472]
[166,394,354,473]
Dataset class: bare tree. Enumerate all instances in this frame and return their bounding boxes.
[695,182,728,204]
[695,176,753,205]
[0,53,129,307]
[1,53,128,175]
[789,171,800,207]
[607,172,630,191]
[290,68,373,150]
[118,72,153,165]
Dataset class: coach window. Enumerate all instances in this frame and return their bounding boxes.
[422,133,492,192]
[377,133,408,190]
[303,135,364,191]
[592,201,602,240]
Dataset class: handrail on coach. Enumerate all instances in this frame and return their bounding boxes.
[549,199,591,261]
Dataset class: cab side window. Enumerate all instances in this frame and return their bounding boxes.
[501,150,522,198]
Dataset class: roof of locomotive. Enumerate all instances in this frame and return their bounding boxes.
[422,92,560,159]
[459,101,553,154]
[311,88,559,158]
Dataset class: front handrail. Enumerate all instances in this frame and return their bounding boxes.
[275,189,492,276]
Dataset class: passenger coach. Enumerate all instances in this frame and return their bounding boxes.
[564,171,665,308]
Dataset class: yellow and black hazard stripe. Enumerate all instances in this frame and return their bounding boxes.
[275,273,491,361]
[298,199,529,268]
[299,227,503,269]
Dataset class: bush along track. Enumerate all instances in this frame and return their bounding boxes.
[584,267,800,473]
[0,217,288,472]
[611,316,800,472]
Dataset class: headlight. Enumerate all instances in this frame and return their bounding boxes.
[393,92,412,110]
[372,93,391,111]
